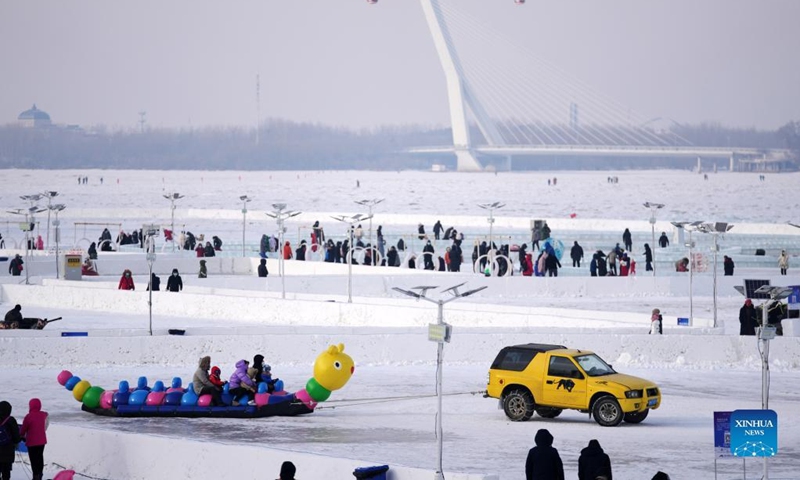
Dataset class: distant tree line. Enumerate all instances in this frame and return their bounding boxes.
[0,119,796,171]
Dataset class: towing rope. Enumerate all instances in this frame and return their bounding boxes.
[312,390,486,410]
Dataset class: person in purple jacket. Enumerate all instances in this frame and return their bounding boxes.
[228,359,256,405]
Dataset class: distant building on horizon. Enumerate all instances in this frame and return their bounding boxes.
[18,104,52,128]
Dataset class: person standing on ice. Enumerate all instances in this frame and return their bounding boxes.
[606,249,617,276]
[198,260,207,278]
[433,220,443,240]
[258,259,269,277]
[578,439,612,480]
[649,308,663,334]
[8,255,23,276]
[739,299,757,336]
[570,241,584,268]
[20,398,48,480]
[623,228,632,252]
[118,269,135,290]
[643,243,654,272]
[0,400,21,480]
[417,223,426,240]
[723,256,735,276]
[525,428,564,480]
[423,240,435,270]
[778,250,789,275]
[540,222,551,240]
[658,231,669,248]
[166,269,183,292]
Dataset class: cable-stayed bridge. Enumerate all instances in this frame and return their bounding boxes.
[404,0,780,171]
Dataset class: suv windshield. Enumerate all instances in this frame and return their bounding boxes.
[575,354,615,377]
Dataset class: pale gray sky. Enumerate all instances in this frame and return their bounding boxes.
[1,0,798,130]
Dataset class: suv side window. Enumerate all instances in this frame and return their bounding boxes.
[492,348,536,371]
[548,356,584,379]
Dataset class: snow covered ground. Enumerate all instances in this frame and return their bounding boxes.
[1,169,800,479]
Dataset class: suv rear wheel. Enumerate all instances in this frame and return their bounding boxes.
[592,396,624,426]
[535,407,562,419]
[623,409,649,424]
[503,389,534,422]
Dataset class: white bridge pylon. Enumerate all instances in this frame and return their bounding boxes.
[420,0,504,172]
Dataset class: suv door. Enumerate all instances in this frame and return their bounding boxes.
[541,355,587,409]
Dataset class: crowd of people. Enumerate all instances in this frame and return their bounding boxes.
[192,354,279,407]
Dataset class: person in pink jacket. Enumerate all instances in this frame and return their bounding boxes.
[20,398,48,480]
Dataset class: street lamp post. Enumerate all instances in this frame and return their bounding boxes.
[643,202,665,276]
[240,195,252,258]
[146,251,156,335]
[162,193,184,252]
[477,202,506,276]
[672,221,703,326]
[354,199,384,259]
[42,191,58,250]
[696,222,734,329]
[266,203,301,300]
[48,204,66,278]
[11,197,46,285]
[392,283,487,480]
[752,285,791,480]
[332,213,373,303]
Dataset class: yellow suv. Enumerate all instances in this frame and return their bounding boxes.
[485,343,661,426]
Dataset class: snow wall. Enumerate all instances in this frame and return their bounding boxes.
[45,424,498,480]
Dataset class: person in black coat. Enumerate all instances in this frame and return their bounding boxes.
[387,246,399,267]
[644,243,653,271]
[417,223,426,240]
[623,228,633,252]
[525,429,564,480]
[8,255,23,276]
[545,251,562,277]
[166,269,183,292]
[450,241,463,272]
[578,439,612,480]
[212,236,222,251]
[0,401,21,479]
[147,273,161,291]
[739,299,757,336]
[570,241,584,268]
[295,241,306,261]
[724,256,735,276]
[204,242,215,257]
[433,220,443,240]
[596,251,608,277]
[658,231,669,248]
[423,241,435,270]
[88,242,98,260]
[258,259,269,277]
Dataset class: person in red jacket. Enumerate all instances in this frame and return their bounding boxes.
[20,398,48,480]
[118,269,135,290]
[283,241,293,260]
[209,366,227,388]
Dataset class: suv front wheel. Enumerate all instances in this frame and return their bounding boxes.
[592,396,624,426]
[503,389,534,422]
